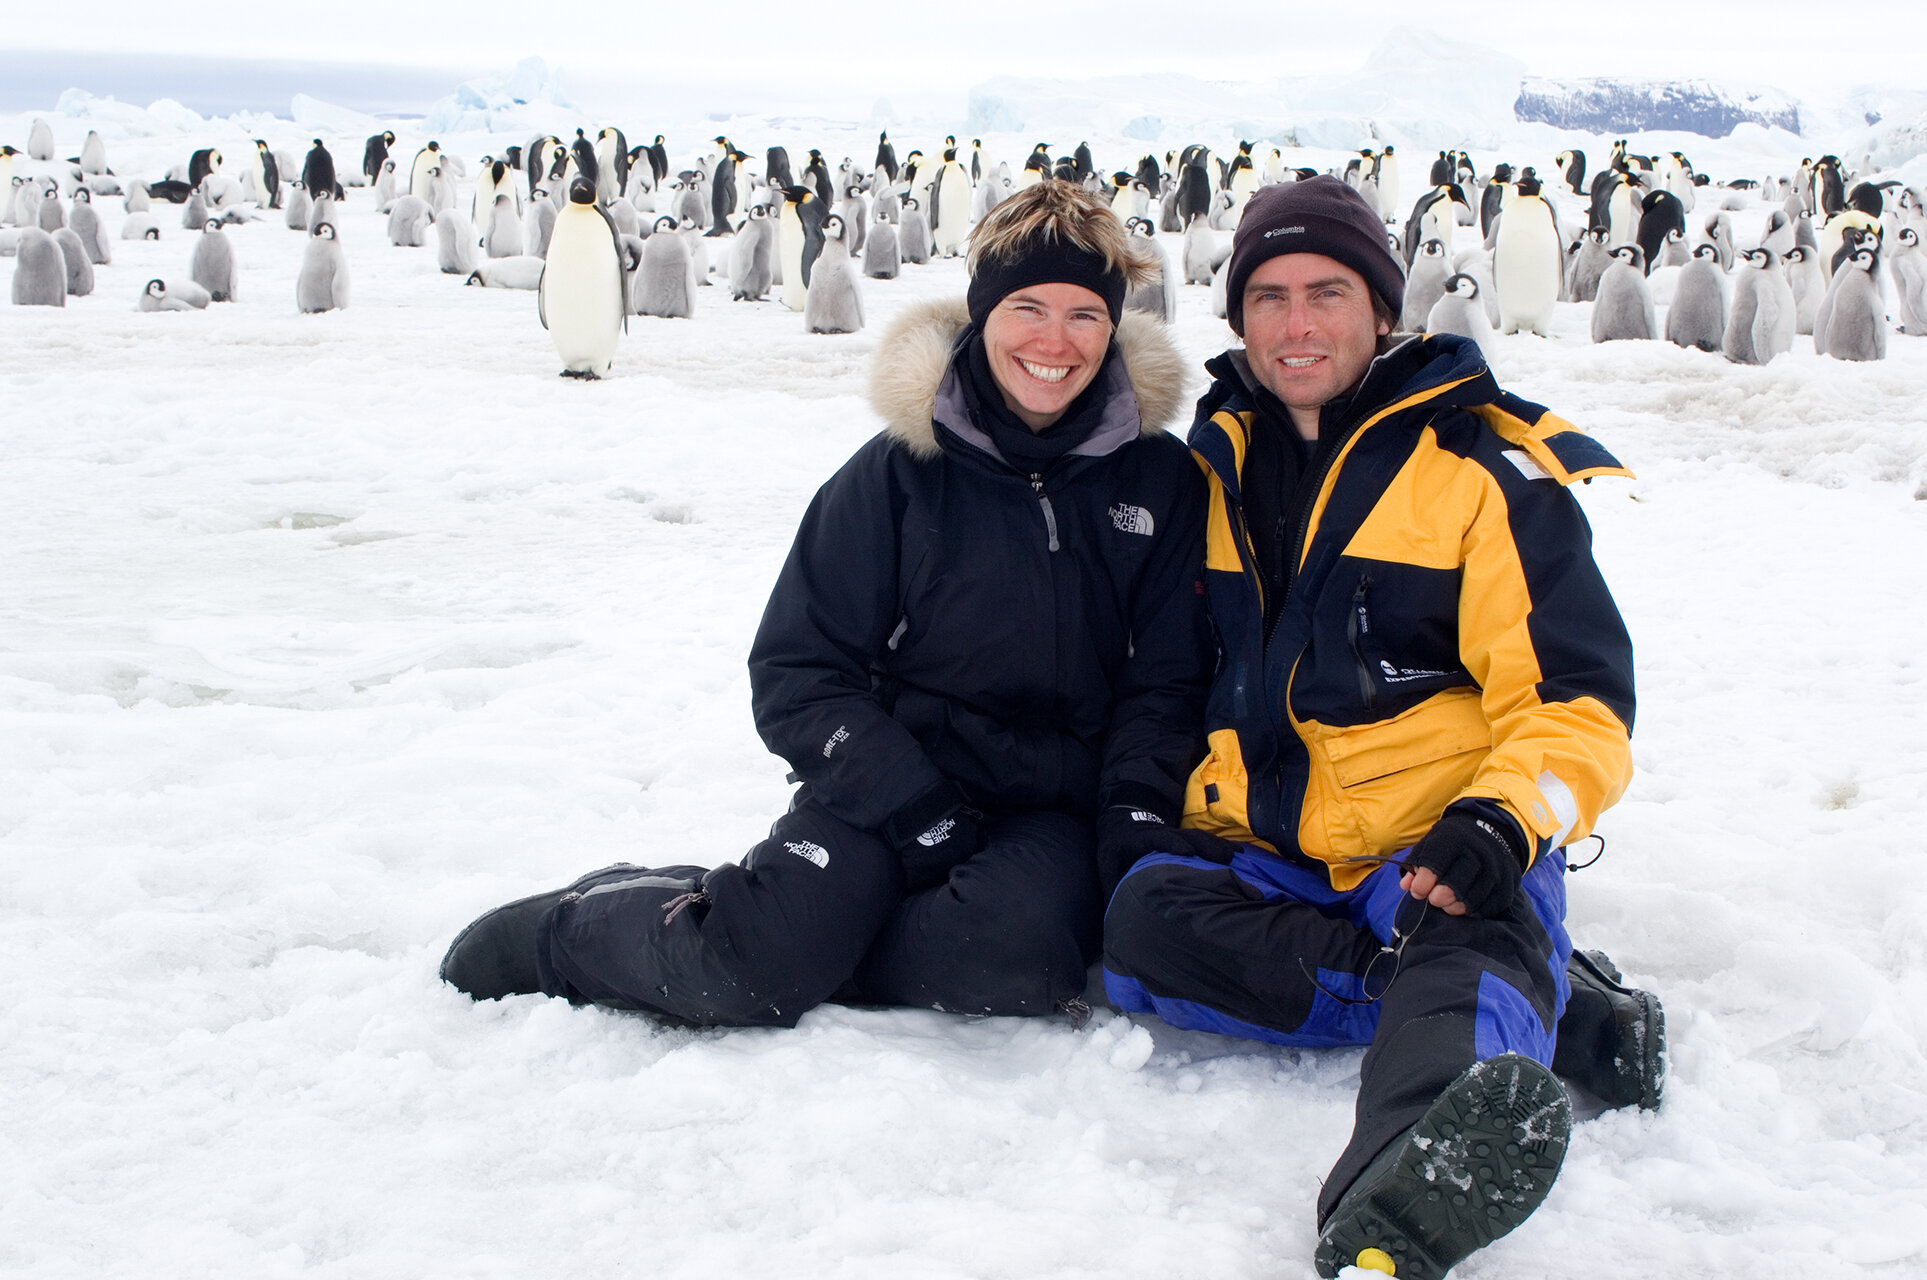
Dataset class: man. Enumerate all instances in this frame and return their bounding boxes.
[1100,176,1663,1279]
[440,182,1210,1027]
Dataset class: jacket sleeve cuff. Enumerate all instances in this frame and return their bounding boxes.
[880,779,967,850]
[1445,798,1531,869]
[1100,781,1178,826]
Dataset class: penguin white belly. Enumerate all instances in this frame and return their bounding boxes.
[778,204,807,311]
[932,166,970,257]
[541,220,624,376]
[1492,206,1560,335]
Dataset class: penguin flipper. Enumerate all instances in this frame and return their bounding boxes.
[538,266,549,329]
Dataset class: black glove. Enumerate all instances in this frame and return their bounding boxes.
[1096,807,1239,899]
[883,781,985,893]
[1403,804,1528,918]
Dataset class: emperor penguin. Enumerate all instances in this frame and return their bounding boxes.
[122,169,150,214]
[436,210,480,275]
[1401,239,1451,333]
[1635,190,1686,276]
[138,277,211,310]
[1556,149,1586,196]
[729,202,777,297]
[525,191,558,258]
[1818,247,1887,361]
[1403,184,1468,264]
[1664,243,1728,352]
[121,212,160,240]
[296,222,350,312]
[803,213,863,334]
[1478,163,1511,239]
[375,160,399,212]
[363,131,395,184]
[1492,176,1561,335]
[189,147,222,189]
[466,256,546,290]
[1889,226,1926,335]
[387,196,433,247]
[596,128,629,207]
[1818,209,1881,283]
[863,207,900,280]
[1591,245,1655,342]
[1606,172,1641,248]
[301,141,338,202]
[284,181,312,232]
[1760,208,1795,257]
[1783,243,1824,334]
[1182,214,1221,286]
[777,187,810,310]
[634,215,695,317]
[1723,247,1794,365]
[10,228,67,305]
[249,140,281,209]
[27,119,56,163]
[1122,217,1176,324]
[67,189,110,265]
[473,158,513,227]
[1376,145,1400,221]
[898,195,931,265]
[836,184,868,258]
[35,185,66,234]
[708,145,739,235]
[52,227,94,296]
[540,178,627,377]
[78,130,107,176]
[1702,212,1734,271]
[929,150,971,259]
[1425,274,1492,354]
[190,218,238,302]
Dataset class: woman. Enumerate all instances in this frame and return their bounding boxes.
[441,181,1210,1025]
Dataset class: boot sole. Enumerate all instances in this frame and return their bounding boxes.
[1314,1054,1572,1279]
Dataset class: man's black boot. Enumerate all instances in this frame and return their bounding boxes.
[440,864,643,1000]
[1313,1054,1572,1280]
[1553,948,1666,1111]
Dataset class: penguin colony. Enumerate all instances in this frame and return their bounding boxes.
[6,118,1920,375]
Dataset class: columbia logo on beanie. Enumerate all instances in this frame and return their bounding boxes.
[1225,176,1406,332]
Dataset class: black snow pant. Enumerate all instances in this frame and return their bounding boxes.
[1101,846,1570,1224]
[535,796,1101,1027]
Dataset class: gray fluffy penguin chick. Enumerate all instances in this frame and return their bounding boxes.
[190,220,237,301]
[308,193,336,235]
[1424,273,1493,355]
[38,185,67,232]
[284,182,311,231]
[138,277,210,311]
[68,190,110,264]
[1182,214,1218,285]
[1401,238,1450,332]
[1724,247,1794,365]
[730,205,777,296]
[861,208,898,281]
[1664,243,1728,352]
[608,199,639,239]
[1122,218,1175,323]
[436,210,480,275]
[1760,208,1795,257]
[1209,253,1230,319]
[28,118,56,162]
[1565,227,1612,303]
[525,195,557,258]
[803,213,863,334]
[1819,247,1887,361]
[486,193,525,258]
[1658,227,1690,268]
[897,196,931,264]
[1702,211,1734,271]
[1889,227,1927,335]
[680,218,709,288]
[121,212,160,240]
[1591,245,1655,341]
[296,222,350,312]
[375,159,398,212]
[53,227,93,295]
[836,186,867,258]
[1783,243,1824,335]
[124,181,151,214]
[80,130,108,175]
[179,188,205,232]
[465,256,546,290]
[634,215,694,317]
[387,196,432,247]
[11,228,67,305]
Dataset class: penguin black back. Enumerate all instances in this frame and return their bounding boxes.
[767,146,794,190]
[302,141,338,202]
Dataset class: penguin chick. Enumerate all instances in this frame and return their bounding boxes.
[436,210,480,275]
[10,227,67,306]
[897,195,930,264]
[1890,227,1927,336]
[1591,245,1655,341]
[190,218,238,302]
[53,227,94,295]
[387,195,433,247]
[296,222,350,313]
[1783,243,1824,335]
[1723,247,1794,365]
[1121,218,1176,324]
[803,213,864,334]
[138,277,211,311]
[634,214,695,317]
[862,207,899,281]
[1664,243,1727,352]
[1401,238,1451,333]
[1424,273,1493,355]
[1819,247,1887,361]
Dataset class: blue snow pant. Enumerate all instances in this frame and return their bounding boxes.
[1102,844,1571,1224]
[534,796,1101,1027]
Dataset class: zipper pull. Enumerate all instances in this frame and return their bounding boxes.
[1030,473,1060,552]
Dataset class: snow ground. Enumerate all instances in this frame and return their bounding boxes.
[4,111,1927,1280]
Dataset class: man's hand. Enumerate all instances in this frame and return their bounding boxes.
[1399,806,1527,918]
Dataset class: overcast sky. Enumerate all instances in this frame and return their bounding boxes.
[4,0,1905,112]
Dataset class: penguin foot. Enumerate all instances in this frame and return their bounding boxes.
[559,369,603,380]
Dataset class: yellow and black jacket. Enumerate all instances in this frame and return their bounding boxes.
[1183,333,1636,890]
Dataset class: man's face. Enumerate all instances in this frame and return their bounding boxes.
[982,282,1114,431]
[1239,253,1389,433]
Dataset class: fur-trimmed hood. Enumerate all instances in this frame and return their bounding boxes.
[867,297,1190,461]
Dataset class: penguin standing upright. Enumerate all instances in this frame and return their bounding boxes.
[1664,243,1727,352]
[1890,226,1927,335]
[67,189,110,265]
[874,132,898,183]
[1723,247,1794,365]
[730,203,776,297]
[1492,176,1561,335]
[302,141,339,202]
[1591,245,1654,341]
[1182,214,1219,286]
[778,186,823,311]
[708,144,739,236]
[1818,247,1887,361]
[1565,226,1611,302]
[437,210,480,275]
[1375,146,1399,222]
[525,190,558,257]
[634,215,695,317]
[247,140,281,209]
[1783,243,1824,334]
[387,196,433,246]
[804,151,833,207]
[540,178,627,376]
[836,184,868,258]
[928,149,971,259]
[52,227,94,296]
[363,131,395,184]
[803,214,863,334]
[77,130,107,175]
[596,128,629,207]
[1402,184,1467,264]
[374,159,399,211]
[285,181,312,232]
[191,218,238,302]
[1702,212,1735,271]
[1176,154,1210,228]
[1401,239,1451,333]
[897,195,931,265]
[1122,218,1176,324]
[296,222,350,312]
[1425,274,1492,353]
[1479,163,1512,238]
[864,206,900,280]
[1635,190,1686,275]
[766,147,794,191]
[1556,149,1586,196]
[10,228,66,305]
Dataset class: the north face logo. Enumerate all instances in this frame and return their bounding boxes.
[785,840,830,867]
[1110,504,1154,536]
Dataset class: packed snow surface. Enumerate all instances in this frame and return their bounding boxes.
[4,102,1927,1280]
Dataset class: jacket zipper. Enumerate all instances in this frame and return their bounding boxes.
[1347,574,1377,709]
[1029,473,1059,552]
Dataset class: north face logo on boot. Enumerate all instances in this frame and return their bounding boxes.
[1110,503,1154,536]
